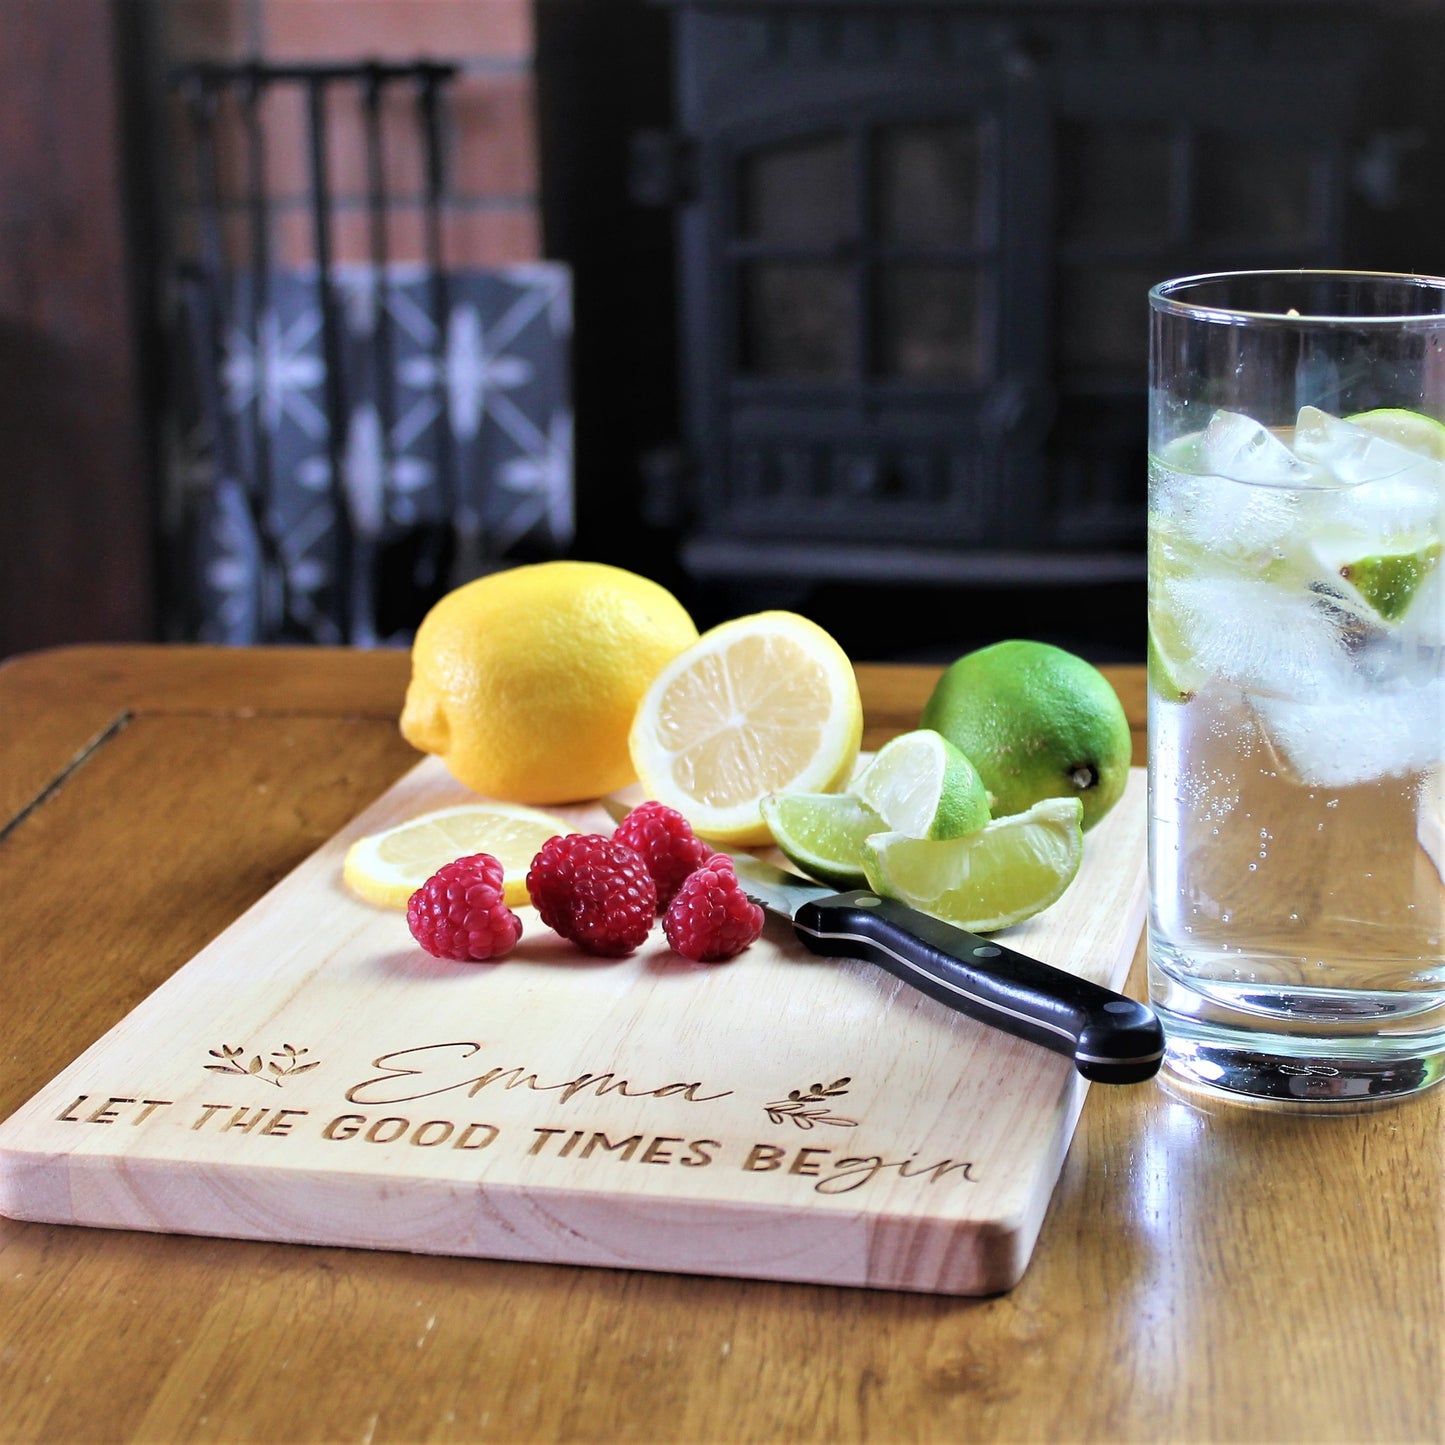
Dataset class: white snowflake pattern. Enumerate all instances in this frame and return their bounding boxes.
[295,404,434,537]
[222,308,327,437]
[185,265,573,643]
[204,479,335,644]
[399,302,532,443]
[495,409,575,549]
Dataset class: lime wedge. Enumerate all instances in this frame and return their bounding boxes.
[861,797,1084,934]
[1346,408,1445,461]
[1336,543,1443,622]
[1148,611,1207,704]
[759,791,883,891]
[852,728,991,839]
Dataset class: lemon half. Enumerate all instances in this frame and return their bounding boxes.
[628,611,863,845]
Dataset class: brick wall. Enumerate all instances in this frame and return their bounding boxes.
[163,0,541,269]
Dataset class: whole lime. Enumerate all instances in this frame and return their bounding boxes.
[919,640,1132,831]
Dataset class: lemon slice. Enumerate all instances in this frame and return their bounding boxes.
[861,797,1084,934]
[852,728,990,839]
[343,803,577,908]
[628,611,863,846]
[759,791,882,891]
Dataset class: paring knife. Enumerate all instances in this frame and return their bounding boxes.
[604,789,1161,1083]
[600,798,1161,1082]
[725,853,1163,1085]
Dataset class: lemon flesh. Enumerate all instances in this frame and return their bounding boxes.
[852,728,990,839]
[862,797,1084,934]
[628,611,863,846]
[759,791,882,891]
[343,802,577,908]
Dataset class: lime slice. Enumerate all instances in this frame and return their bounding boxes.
[1317,410,1445,620]
[759,791,883,891]
[861,797,1084,934]
[1336,543,1442,622]
[1147,607,1208,704]
[1346,408,1445,461]
[851,728,991,839]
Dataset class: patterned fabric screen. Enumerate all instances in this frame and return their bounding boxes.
[166,262,573,645]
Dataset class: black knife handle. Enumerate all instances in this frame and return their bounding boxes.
[792,891,1163,1085]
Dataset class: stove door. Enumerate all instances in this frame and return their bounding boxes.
[677,57,1051,566]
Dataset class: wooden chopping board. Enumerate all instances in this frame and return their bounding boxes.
[0,760,1148,1296]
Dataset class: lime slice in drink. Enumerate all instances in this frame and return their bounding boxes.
[759,790,882,891]
[1346,408,1445,461]
[1147,607,1208,704]
[852,728,992,839]
[861,796,1084,934]
[1333,542,1443,622]
[1292,408,1445,622]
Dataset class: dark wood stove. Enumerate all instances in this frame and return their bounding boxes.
[631,0,1422,596]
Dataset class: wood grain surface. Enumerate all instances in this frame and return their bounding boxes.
[0,754,1148,1297]
[0,646,1439,1444]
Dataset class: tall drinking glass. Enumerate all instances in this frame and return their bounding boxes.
[1147,271,1445,1105]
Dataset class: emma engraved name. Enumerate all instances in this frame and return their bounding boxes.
[344,1041,733,1109]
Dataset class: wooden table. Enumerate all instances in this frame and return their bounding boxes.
[0,646,1439,1444]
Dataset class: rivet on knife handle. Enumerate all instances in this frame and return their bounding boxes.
[791,892,1164,1085]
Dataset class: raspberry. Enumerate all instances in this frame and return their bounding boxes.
[662,854,765,963]
[611,801,713,908]
[407,854,523,962]
[526,833,657,956]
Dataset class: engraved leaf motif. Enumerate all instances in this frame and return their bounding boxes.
[203,1041,318,1087]
[763,1093,860,1130]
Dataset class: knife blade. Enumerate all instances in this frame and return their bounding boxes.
[725,853,1162,1085]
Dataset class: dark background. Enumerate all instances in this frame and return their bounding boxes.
[533,0,1445,663]
[4,0,1445,666]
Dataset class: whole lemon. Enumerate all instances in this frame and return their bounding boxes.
[400,561,699,804]
[919,639,1132,831]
